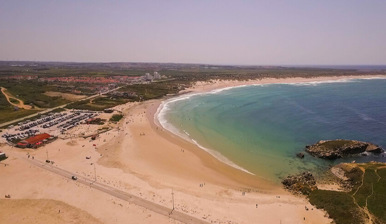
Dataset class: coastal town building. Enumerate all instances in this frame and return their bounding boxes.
[153,72,161,80]
[143,72,161,81]
[144,73,153,81]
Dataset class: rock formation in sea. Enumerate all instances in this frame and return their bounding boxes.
[281,171,317,195]
[296,152,305,159]
[305,139,383,160]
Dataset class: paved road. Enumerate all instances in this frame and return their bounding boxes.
[24,158,208,224]
[0,86,123,128]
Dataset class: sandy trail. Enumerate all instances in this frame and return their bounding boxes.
[1,87,35,110]
[44,91,87,101]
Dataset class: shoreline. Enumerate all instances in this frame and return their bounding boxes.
[154,74,386,179]
[155,99,255,176]
[147,100,274,188]
[182,74,386,94]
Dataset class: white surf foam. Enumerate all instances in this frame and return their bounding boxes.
[282,78,357,86]
[190,139,254,175]
[360,76,386,80]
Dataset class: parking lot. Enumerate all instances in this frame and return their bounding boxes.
[1,110,101,144]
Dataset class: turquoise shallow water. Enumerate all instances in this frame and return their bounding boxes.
[159,78,386,183]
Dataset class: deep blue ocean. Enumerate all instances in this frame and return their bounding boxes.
[160,78,386,183]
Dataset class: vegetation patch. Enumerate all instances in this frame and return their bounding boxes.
[44,91,86,101]
[318,140,353,149]
[366,167,386,223]
[0,156,8,162]
[0,99,40,125]
[307,163,386,224]
[66,97,129,111]
[9,98,19,104]
[87,118,105,125]
[0,109,39,125]
[0,80,70,108]
[353,169,378,207]
[110,114,123,123]
[309,190,366,224]
[119,82,182,101]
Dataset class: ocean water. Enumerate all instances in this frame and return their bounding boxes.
[158,78,386,183]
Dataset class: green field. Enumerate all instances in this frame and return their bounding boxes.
[119,81,182,101]
[0,90,39,124]
[0,80,70,108]
[66,97,129,111]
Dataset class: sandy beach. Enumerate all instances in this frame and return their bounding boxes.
[180,75,386,94]
[2,75,384,224]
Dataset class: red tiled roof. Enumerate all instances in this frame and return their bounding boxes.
[24,133,51,145]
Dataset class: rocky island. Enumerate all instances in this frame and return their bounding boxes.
[305,139,383,160]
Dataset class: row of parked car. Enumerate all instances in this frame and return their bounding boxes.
[59,113,98,132]
[42,113,80,129]
[2,110,101,143]
[2,129,39,142]
[18,113,67,131]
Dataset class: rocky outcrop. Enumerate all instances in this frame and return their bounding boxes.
[296,152,305,159]
[282,171,317,195]
[330,163,364,191]
[305,139,383,160]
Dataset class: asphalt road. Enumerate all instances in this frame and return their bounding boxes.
[24,158,208,224]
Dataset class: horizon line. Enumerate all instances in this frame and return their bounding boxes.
[1,60,386,68]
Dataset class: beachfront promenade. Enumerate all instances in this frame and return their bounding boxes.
[23,156,208,224]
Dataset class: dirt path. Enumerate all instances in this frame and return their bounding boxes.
[1,87,33,110]
[351,168,376,224]
[363,169,383,224]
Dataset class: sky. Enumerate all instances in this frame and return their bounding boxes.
[1,0,386,65]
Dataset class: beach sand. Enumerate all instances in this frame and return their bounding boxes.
[2,75,382,223]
